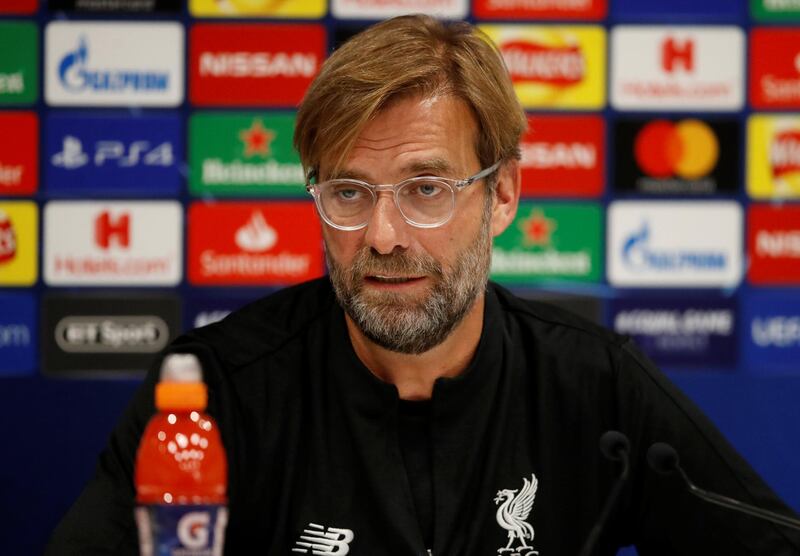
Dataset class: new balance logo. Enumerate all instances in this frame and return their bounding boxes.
[292,523,354,555]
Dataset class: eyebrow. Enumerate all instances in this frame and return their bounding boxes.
[326,158,458,182]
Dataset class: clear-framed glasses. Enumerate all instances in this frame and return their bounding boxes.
[305,160,502,231]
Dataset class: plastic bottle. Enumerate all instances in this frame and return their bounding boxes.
[134,353,228,556]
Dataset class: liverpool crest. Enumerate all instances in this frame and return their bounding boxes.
[494,473,539,555]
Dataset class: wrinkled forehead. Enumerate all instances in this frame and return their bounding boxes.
[317,93,481,181]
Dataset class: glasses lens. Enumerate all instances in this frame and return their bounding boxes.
[318,181,374,228]
[397,179,454,226]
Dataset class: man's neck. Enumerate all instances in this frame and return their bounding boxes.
[344,293,486,401]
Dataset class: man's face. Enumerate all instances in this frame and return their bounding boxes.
[320,94,498,354]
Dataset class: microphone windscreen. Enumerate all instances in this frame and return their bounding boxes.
[599,430,630,462]
[647,442,680,475]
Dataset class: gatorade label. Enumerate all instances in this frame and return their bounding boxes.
[135,505,228,556]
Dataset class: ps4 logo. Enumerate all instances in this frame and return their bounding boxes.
[58,36,169,93]
[51,135,174,169]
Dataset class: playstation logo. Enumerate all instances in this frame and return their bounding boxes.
[51,135,89,169]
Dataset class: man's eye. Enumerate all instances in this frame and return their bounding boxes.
[410,181,445,197]
[333,186,364,201]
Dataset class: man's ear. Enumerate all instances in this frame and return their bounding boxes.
[490,159,521,238]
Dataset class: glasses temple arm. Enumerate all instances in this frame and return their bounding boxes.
[463,160,503,186]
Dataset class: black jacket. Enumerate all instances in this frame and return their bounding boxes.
[47,278,800,555]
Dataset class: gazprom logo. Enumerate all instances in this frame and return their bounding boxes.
[58,36,169,93]
[622,222,727,272]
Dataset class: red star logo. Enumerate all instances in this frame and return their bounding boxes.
[239,119,275,158]
[520,209,556,247]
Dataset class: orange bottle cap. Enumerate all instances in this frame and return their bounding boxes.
[155,382,208,411]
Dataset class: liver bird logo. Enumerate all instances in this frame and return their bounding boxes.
[494,474,539,555]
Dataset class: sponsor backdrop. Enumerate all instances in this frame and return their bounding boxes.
[2,1,800,554]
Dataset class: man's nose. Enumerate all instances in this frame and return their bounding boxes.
[363,193,411,255]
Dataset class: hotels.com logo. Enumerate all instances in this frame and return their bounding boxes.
[500,39,585,86]
[44,201,182,286]
[611,26,744,111]
[661,37,694,73]
[94,211,130,250]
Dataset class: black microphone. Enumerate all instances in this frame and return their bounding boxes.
[577,431,631,556]
[647,442,800,532]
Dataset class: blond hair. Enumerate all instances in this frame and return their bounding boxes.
[294,15,527,181]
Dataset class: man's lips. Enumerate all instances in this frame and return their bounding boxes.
[364,275,426,285]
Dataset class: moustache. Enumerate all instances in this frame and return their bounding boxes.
[349,247,443,280]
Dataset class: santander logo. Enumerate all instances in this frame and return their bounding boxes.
[234,211,277,253]
[500,40,585,85]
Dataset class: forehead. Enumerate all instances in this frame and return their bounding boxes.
[321,94,480,181]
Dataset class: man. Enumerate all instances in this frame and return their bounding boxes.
[48,15,800,556]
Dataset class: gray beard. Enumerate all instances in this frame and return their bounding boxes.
[326,212,492,355]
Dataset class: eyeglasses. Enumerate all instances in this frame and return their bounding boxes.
[305,161,501,231]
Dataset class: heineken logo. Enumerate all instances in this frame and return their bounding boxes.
[753,0,800,20]
[491,203,601,283]
[191,112,305,196]
[239,119,275,158]
[0,72,24,95]
[520,209,556,247]
[0,22,38,105]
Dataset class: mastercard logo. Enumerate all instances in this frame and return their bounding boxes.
[634,119,719,179]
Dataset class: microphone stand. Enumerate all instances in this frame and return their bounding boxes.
[675,463,800,531]
[648,442,800,532]
[577,432,631,556]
